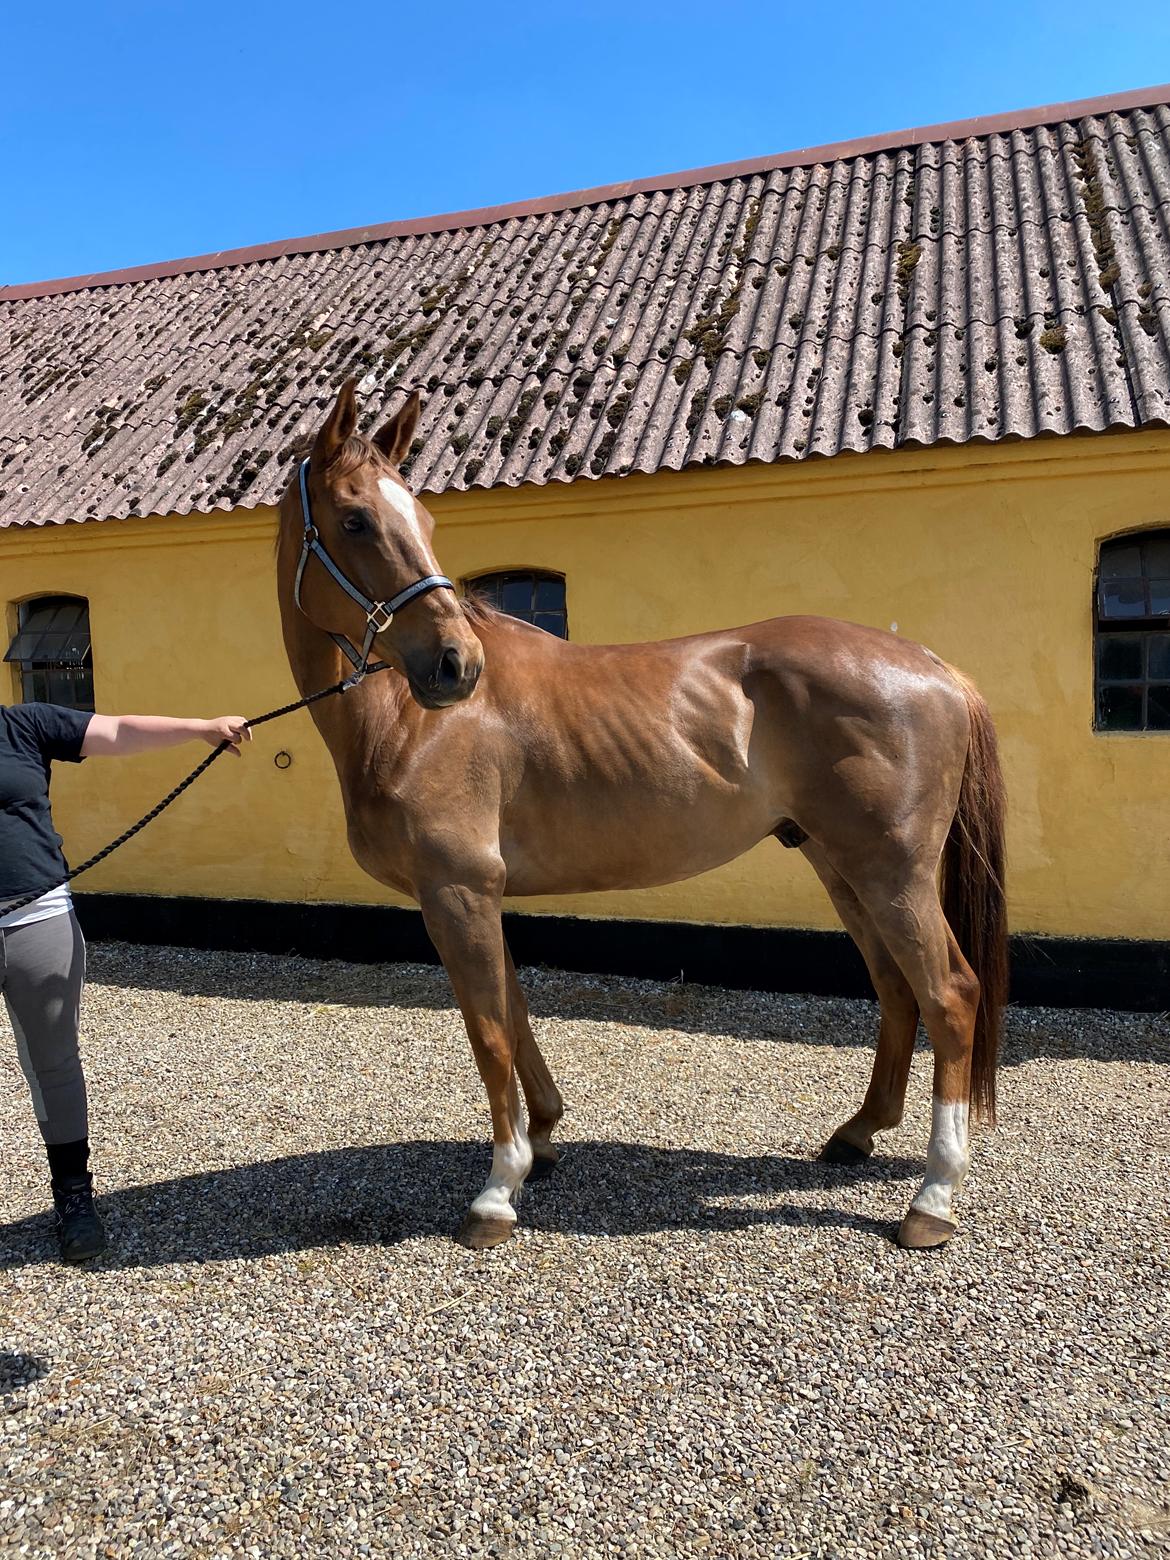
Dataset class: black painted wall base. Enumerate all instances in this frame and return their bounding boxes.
[72,893,1170,1012]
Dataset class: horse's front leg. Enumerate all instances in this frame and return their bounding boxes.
[419,877,534,1249]
[504,941,564,1178]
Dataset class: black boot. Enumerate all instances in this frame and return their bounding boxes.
[51,1174,107,1263]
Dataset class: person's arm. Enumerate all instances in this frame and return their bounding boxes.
[80,714,252,759]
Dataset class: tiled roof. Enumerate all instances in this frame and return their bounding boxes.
[3,86,1170,527]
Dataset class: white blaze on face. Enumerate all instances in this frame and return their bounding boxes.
[469,1098,533,1224]
[911,1097,970,1221]
[378,476,426,547]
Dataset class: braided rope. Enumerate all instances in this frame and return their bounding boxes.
[0,668,390,920]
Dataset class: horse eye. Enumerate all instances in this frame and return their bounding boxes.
[342,512,368,535]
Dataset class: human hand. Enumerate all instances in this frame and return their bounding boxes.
[200,716,252,756]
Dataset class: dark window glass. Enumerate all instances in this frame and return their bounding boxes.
[501,578,533,617]
[1098,579,1147,618]
[1098,634,1143,680]
[1148,635,1170,680]
[1099,543,1143,579]
[1095,533,1170,732]
[4,596,95,711]
[469,572,568,638]
[1098,684,1144,730]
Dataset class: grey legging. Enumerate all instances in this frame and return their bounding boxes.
[1,910,87,1145]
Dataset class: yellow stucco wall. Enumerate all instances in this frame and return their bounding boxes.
[2,430,1168,940]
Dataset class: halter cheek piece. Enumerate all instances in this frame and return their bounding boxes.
[293,458,455,687]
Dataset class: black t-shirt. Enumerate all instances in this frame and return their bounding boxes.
[0,703,93,902]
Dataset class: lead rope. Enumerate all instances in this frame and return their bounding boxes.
[0,665,393,921]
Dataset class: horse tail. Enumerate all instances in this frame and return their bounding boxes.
[940,666,1008,1125]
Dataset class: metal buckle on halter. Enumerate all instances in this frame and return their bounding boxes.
[366,603,395,634]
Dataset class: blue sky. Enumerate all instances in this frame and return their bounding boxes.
[4,1,1169,286]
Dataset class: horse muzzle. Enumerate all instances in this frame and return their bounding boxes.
[408,642,483,709]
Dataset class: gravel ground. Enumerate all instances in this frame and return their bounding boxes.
[1,942,1167,1559]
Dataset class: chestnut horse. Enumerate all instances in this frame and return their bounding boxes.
[276,381,1007,1253]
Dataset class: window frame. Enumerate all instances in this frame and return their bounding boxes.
[463,568,569,639]
[4,593,96,712]
[1093,530,1170,734]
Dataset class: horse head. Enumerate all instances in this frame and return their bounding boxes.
[281,380,483,709]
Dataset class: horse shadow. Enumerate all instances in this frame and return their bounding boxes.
[0,1139,920,1270]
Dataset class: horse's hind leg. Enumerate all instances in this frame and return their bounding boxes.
[504,941,564,1178]
[801,842,919,1164]
[849,867,980,1251]
[419,877,534,1250]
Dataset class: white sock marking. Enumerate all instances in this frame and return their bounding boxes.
[911,1097,969,1221]
[470,1099,533,1223]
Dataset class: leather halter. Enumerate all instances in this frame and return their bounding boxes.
[293,458,454,686]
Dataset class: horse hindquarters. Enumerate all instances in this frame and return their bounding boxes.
[800,667,1007,1250]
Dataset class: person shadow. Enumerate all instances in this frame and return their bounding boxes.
[0,1140,919,1270]
[0,1352,50,1399]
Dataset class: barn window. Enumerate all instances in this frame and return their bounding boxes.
[1095,532,1170,731]
[468,571,568,638]
[4,595,95,711]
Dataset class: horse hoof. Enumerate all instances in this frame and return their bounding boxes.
[456,1212,516,1251]
[527,1148,560,1181]
[819,1133,872,1166]
[896,1210,957,1251]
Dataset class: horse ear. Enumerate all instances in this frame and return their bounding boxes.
[312,379,359,466]
[372,390,421,466]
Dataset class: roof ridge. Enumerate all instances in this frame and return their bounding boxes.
[3,83,1168,303]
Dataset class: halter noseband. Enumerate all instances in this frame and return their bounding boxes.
[293,458,455,686]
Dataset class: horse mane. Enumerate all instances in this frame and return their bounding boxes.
[461,593,564,638]
[459,593,506,629]
[287,432,389,478]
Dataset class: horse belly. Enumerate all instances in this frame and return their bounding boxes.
[500,787,781,896]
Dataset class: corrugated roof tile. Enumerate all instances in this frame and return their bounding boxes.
[4,94,1170,526]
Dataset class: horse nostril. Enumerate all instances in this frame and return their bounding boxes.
[437,647,463,689]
